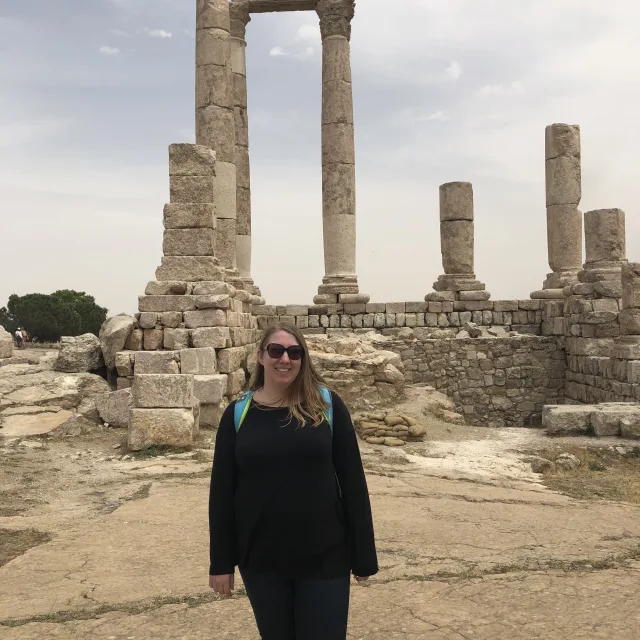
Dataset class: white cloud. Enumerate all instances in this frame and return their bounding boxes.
[99,46,120,56]
[269,46,287,57]
[476,81,525,97]
[138,27,172,38]
[268,45,315,60]
[445,60,462,81]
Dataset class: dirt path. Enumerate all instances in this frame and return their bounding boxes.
[1,410,640,638]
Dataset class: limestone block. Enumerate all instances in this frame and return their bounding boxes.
[115,351,134,377]
[236,186,251,234]
[440,220,474,274]
[622,262,640,309]
[163,229,215,256]
[545,156,581,206]
[163,203,215,230]
[117,377,132,390]
[169,143,217,176]
[0,329,13,358]
[145,280,189,295]
[191,327,232,349]
[54,334,104,373]
[584,209,626,263]
[214,161,237,219]
[160,312,182,328]
[322,80,354,126]
[196,106,236,164]
[138,312,158,329]
[620,414,640,439]
[193,281,235,296]
[545,123,580,159]
[138,296,197,313]
[195,26,229,67]
[216,218,237,269]
[217,346,245,373]
[133,374,194,408]
[173,329,191,350]
[321,123,355,165]
[459,290,491,301]
[439,182,473,221]
[546,204,583,271]
[196,0,231,31]
[128,408,195,450]
[542,405,591,435]
[95,389,133,428]
[321,34,351,84]
[591,299,619,313]
[142,329,163,351]
[184,309,227,329]
[193,374,227,405]
[227,368,246,395]
[386,302,405,314]
[200,402,227,428]
[620,309,640,335]
[156,257,226,282]
[170,175,214,204]
[406,302,428,313]
[134,351,180,375]
[180,348,218,374]
[339,294,370,304]
[196,64,233,110]
[164,328,175,350]
[235,145,250,189]
[590,405,633,437]
[100,315,136,369]
[195,295,231,310]
[321,214,356,276]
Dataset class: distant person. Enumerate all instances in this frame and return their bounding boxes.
[209,322,378,640]
[21,329,28,347]
[15,328,24,349]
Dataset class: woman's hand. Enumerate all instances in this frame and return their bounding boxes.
[209,573,235,597]
[354,575,369,582]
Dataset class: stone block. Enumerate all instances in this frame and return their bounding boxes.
[338,294,370,304]
[138,296,197,313]
[546,156,581,206]
[227,368,246,395]
[173,328,191,349]
[124,328,143,351]
[196,63,233,110]
[191,327,232,349]
[160,311,182,328]
[622,262,640,309]
[115,351,134,377]
[145,280,189,295]
[163,229,215,256]
[546,204,582,271]
[441,220,474,274]
[95,389,133,428]
[163,328,175,350]
[344,303,366,314]
[193,374,227,405]
[196,106,236,164]
[365,303,386,313]
[132,374,194,408]
[590,405,635,437]
[195,294,231,310]
[425,291,456,302]
[128,408,195,450]
[199,402,227,429]
[620,414,640,439]
[180,347,217,374]
[493,300,519,312]
[439,182,473,221]
[620,309,640,335]
[117,377,132,390]
[183,309,227,328]
[170,175,214,204]
[459,291,491,301]
[321,123,355,165]
[134,351,180,374]
[285,305,309,316]
[156,256,225,282]
[169,143,216,176]
[405,301,428,313]
[542,405,591,435]
[545,123,580,160]
[463,301,493,311]
[584,209,626,263]
[163,203,215,230]
[217,346,245,373]
[386,302,406,314]
[143,329,164,351]
[138,312,158,329]
[192,281,235,296]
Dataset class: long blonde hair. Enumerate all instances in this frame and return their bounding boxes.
[248,322,330,427]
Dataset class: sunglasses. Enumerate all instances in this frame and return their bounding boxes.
[264,343,304,361]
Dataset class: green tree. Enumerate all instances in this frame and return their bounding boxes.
[0,307,16,333]
[5,291,108,342]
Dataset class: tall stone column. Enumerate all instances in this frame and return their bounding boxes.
[427,182,489,302]
[531,123,582,299]
[229,1,260,296]
[195,0,241,285]
[314,0,368,305]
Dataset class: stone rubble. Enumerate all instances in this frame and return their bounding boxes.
[53,333,104,373]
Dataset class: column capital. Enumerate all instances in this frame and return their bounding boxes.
[317,0,355,40]
[230,0,251,39]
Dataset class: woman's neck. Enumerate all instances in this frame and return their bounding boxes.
[254,381,290,406]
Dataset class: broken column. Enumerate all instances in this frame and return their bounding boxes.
[427,182,489,302]
[614,262,640,359]
[531,123,582,299]
[195,0,241,286]
[230,0,261,297]
[314,0,369,305]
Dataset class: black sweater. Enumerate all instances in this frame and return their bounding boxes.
[209,391,379,579]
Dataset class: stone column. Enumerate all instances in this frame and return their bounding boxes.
[531,123,582,299]
[614,262,640,359]
[314,0,368,305]
[229,1,260,296]
[427,182,489,302]
[195,0,241,285]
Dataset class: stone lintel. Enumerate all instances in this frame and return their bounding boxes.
[249,0,317,12]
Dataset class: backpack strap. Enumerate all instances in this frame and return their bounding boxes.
[234,391,254,433]
[319,386,333,433]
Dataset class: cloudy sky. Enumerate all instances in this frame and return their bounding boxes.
[1,0,640,314]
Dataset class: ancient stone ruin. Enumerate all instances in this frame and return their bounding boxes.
[5,0,637,448]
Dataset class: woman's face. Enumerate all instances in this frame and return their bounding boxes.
[259,330,303,387]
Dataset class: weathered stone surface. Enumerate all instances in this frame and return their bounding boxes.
[124,328,143,351]
[163,229,215,256]
[169,175,214,204]
[160,312,182,329]
[163,203,216,229]
[145,281,189,296]
[138,313,158,329]
[441,221,474,274]
[156,257,225,282]
[183,309,227,329]
[542,405,591,435]
[440,182,473,222]
[620,414,640,439]
[138,296,196,313]
[546,204,582,272]
[132,374,194,408]
[193,374,227,405]
[619,309,640,335]
[584,209,626,264]
[227,368,246,395]
[169,143,216,176]
[546,156,581,206]
[195,295,231,310]
[115,351,134,377]
[128,408,195,450]
[217,347,245,373]
[0,329,14,358]
[546,123,580,159]
[200,401,227,428]
[54,334,103,373]
[94,389,133,428]
[621,262,640,309]
[180,348,217,375]
[134,351,180,375]
[196,106,236,164]
[589,405,631,437]
[99,315,136,369]
[143,329,164,351]
[192,281,235,296]
[191,326,231,348]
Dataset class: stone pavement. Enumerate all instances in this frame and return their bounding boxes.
[1,423,640,639]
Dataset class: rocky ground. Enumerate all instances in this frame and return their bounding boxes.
[1,355,640,639]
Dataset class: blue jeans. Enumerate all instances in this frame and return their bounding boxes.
[239,568,351,640]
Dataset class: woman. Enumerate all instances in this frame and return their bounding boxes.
[209,322,378,640]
